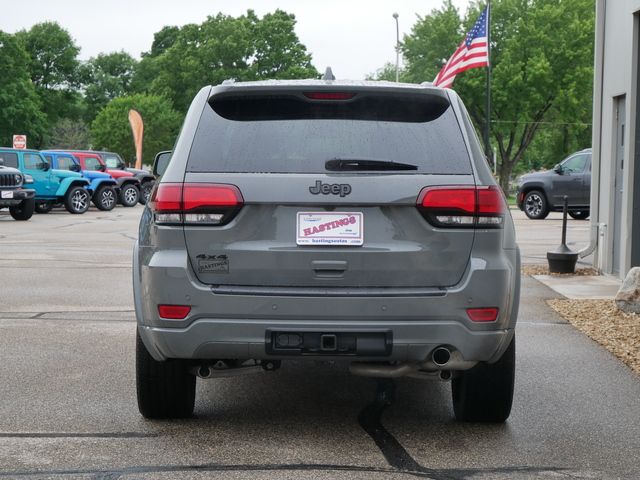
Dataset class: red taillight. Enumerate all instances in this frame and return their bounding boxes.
[150,183,243,225]
[417,185,505,228]
[477,187,504,215]
[418,187,476,214]
[303,92,356,100]
[158,304,191,320]
[182,184,243,210]
[151,183,182,212]
[467,307,499,322]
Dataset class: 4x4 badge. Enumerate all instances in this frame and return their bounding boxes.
[309,180,352,197]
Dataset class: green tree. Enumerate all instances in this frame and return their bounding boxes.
[249,10,316,79]
[402,0,462,83]
[367,62,405,81]
[16,22,81,129]
[0,31,47,147]
[80,51,138,121]
[146,26,181,58]
[91,94,181,166]
[141,10,318,112]
[47,118,90,149]
[130,27,180,95]
[398,0,594,191]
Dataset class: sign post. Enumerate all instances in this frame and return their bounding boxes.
[13,135,27,149]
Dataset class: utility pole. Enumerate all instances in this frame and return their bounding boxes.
[484,1,493,169]
[393,13,400,82]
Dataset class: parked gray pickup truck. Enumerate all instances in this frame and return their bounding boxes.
[516,148,591,220]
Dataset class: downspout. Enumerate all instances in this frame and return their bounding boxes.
[579,0,606,259]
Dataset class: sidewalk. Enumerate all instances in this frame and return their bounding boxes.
[532,274,621,299]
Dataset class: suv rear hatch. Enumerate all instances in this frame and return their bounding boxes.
[165,86,484,288]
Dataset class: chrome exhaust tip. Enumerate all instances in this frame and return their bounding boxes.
[432,347,452,367]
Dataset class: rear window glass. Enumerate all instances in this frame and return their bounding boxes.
[187,92,472,174]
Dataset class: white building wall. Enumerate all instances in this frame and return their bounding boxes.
[593,0,640,277]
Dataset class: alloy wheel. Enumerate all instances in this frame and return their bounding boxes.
[101,189,115,209]
[125,187,137,205]
[525,193,543,217]
[72,190,89,212]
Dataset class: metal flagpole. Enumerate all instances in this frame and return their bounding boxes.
[485,0,493,172]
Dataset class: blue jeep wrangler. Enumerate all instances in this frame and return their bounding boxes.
[0,148,91,214]
[42,151,118,211]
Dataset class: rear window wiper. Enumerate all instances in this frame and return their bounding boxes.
[325,158,418,171]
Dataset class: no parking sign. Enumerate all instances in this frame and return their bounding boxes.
[12,135,27,149]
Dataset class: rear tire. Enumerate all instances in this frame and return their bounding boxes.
[136,329,196,419]
[119,184,139,207]
[452,336,515,423]
[93,185,117,211]
[64,186,90,214]
[35,201,53,214]
[568,210,589,220]
[9,198,35,220]
[138,181,154,205]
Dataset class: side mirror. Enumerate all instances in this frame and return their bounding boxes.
[71,164,81,172]
[553,164,563,174]
[0,158,4,166]
[153,151,172,178]
[42,161,50,171]
[99,164,107,172]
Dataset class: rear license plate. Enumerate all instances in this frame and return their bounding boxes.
[296,212,363,246]
[1,190,13,199]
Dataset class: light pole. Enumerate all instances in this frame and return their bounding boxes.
[392,12,400,82]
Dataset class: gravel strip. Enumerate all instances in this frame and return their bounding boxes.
[547,298,640,375]
[524,263,639,375]
[522,265,600,277]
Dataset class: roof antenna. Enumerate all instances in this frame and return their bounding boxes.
[322,67,336,80]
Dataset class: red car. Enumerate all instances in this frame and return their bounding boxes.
[55,151,141,207]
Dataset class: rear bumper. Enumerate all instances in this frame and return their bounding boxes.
[139,319,514,364]
[134,242,520,365]
[0,188,35,206]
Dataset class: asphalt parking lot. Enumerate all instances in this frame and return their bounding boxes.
[0,206,638,479]
[512,209,592,266]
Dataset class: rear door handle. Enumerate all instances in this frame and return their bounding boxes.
[311,260,348,278]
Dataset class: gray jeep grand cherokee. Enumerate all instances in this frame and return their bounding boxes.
[134,79,520,422]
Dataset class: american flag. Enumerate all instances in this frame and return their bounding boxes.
[433,6,489,89]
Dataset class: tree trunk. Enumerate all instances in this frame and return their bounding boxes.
[497,159,513,194]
